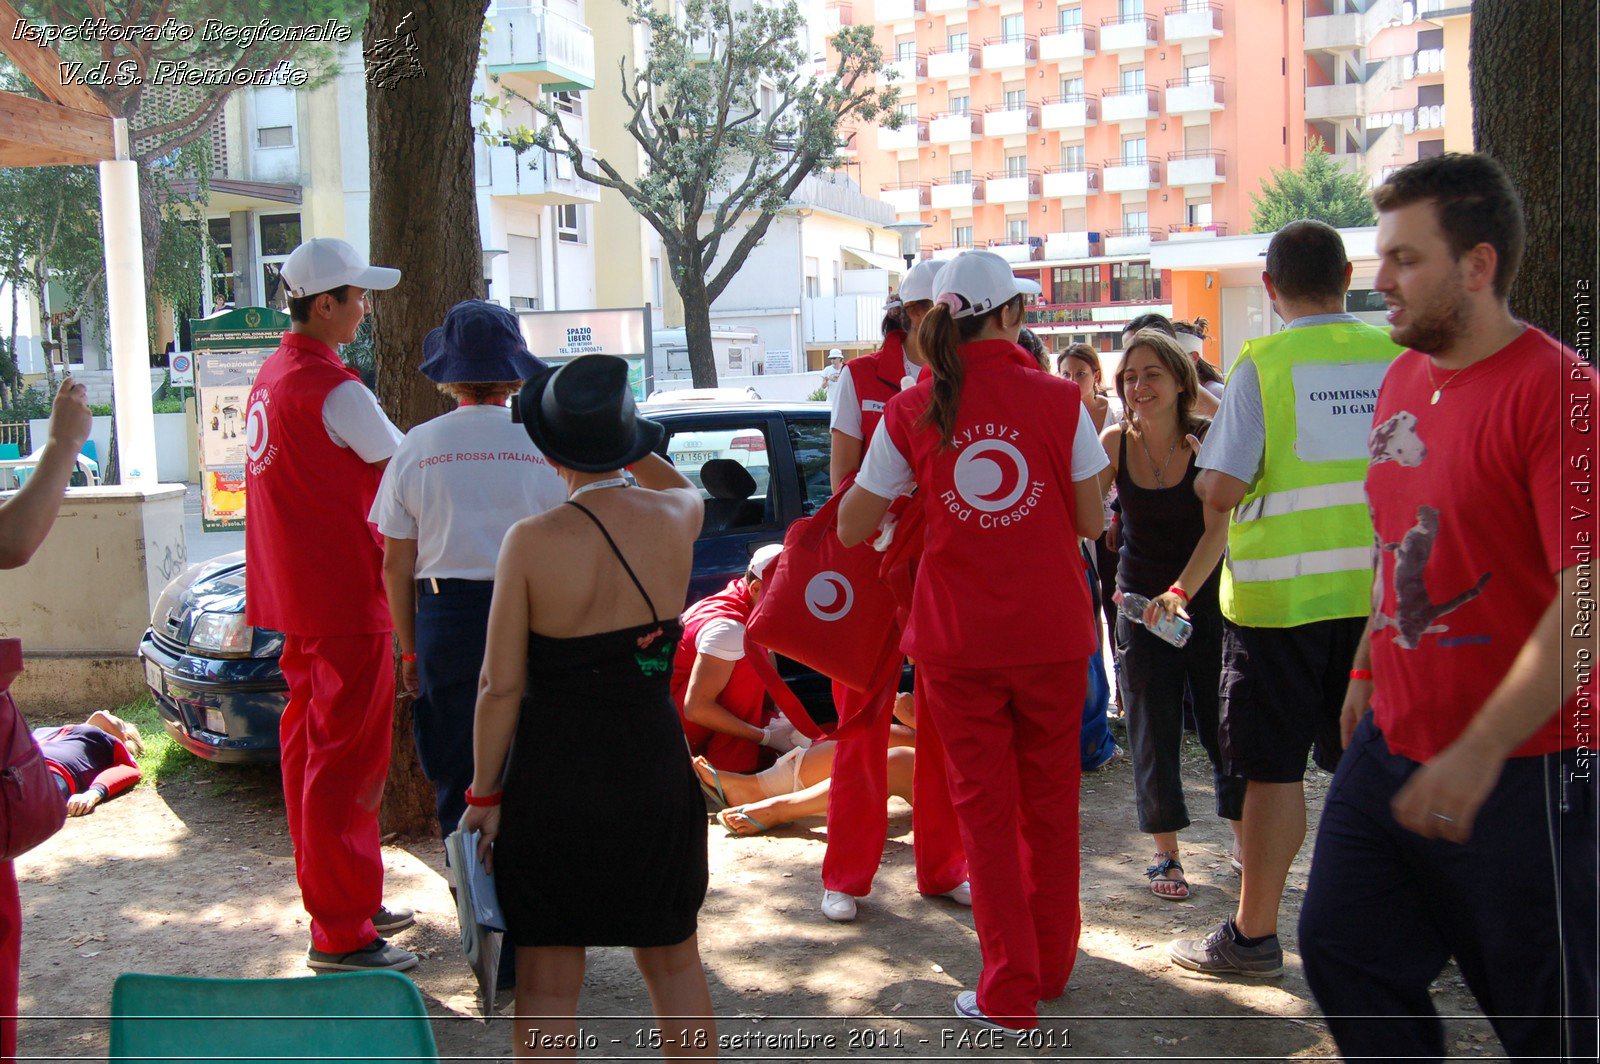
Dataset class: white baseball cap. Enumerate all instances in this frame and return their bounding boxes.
[280,238,401,298]
[748,543,783,581]
[932,250,1041,319]
[827,349,844,361]
[898,259,944,303]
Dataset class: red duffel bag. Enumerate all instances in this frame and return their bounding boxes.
[0,638,66,862]
[746,478,903,696]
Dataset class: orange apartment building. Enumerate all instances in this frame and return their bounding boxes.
[842,0,1307,357]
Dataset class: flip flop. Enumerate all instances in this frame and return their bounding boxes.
[1145,852,1190,900]
[717,806,771,836]
[695,758,729,811]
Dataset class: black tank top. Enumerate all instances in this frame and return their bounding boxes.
[1114,428,1217,604]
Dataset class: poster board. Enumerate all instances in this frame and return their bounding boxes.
[515,306,654,400]
[189,307,289,532]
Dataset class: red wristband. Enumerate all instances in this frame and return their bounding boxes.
[1167,585,1189,603]
[400,652,417,663]
[1349,668,1373,681]
[464,785,502,807]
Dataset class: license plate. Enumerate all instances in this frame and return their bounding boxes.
[674,449,721,466]
[143,658,164,696]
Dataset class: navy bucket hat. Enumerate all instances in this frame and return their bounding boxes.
[419,300,545,383]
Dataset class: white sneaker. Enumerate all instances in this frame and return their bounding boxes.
[941,881,972,906]
[953,990,1028,1037]
[821,889,859,922]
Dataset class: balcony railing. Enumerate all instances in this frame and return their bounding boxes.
[1041,93,1099,130]
[485,4,596,90]
[824,2,853,30]
[1041,164,1099,199]
[1405,47,1446,79]
[929,175,982,209]
[925,0,974,13]
[929,241,977,261]
[987,239,1035,264]
[876,118,927,150]
[486,144,600,205]
[984,170,1041,204]
[981,34,1037,71]
[882,53,927,85]
[878,181,930,213]
[926,46,979,79]
[1164,2,1222,43]
[1101,86,1159,123]
[1042,230,1101,261]
[929,111,980,144]
[983,102,1039,137]
[1102,157,1161,192]
[1027,301,1101,327]
[1165,75,1224,114]
[1099,14,1157,53]
[876,0,924,21]
[1039,24,1096,62]
[1104,226,1165,256]
[1166,149,1226,185]
[1167,222,1228,242]
[1415,103,1446,131]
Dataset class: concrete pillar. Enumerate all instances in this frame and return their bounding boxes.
[98,118,159,485]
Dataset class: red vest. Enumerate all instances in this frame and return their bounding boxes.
[244,332,389,636]
[670,579,770,753]
[844,330,911,446]
[882,339,1095,668]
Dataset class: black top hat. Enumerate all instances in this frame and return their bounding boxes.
[513,355,665,473]
[419,300,545,383]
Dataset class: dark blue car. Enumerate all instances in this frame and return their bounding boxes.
[138,400,840,763]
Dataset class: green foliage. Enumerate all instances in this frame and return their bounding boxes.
[0,385,55,422]
[1249,139,1379,234]
[807,385,828,402]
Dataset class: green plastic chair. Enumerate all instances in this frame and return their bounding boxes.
[109,971,439,1061]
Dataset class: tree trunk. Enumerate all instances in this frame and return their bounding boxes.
[367,0,492,838]
[678,268,720,389]
[1470,0,1597,347]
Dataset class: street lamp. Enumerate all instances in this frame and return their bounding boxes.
[885,220,932,271]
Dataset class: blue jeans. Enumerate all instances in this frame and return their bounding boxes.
[413,582,495,839]
[1300,713,1597,1060]
[1079,544,1118,771]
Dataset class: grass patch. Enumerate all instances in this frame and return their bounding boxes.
[116,694,206,788]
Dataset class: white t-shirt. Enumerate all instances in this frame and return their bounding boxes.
[829,354,923,440]
[857,405,1110,500]
[369,405,568,580]
[323,380,402,463]
[694,617,747,661]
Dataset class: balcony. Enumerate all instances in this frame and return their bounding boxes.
[1103,157,1160,192]
[881,53,927,86]
[486,144,600,205]
[1304,59,1407,122]
[1405,47,1446,79]
[929,243,975,261]
[987,240,1035,264]
[1166,76,1224,114]
[1415,103,1446,131]
[805,294,888,346]
[926,46,978,79]
[981,35,1037,72]
[876,0,924,21]
[1104,227,1163,257]
[1039,25,1096,62]
[1041,94,1099,130]
[1304,0,1401,52]
[1043,231,1100,260]
[983,102,1038,137]
[1164,3,1222,43]
[1099,14,1157,54]
[930,176,982,209]
[485,4,596,92]
[929,111,979,144]
[1167,149,1226,186]
[823,2,853,31]
[1042,164,1099,199]
[925,0,975,12]
[878,181,930,213]
[1101,87,1159,124]
[985,170,1040,204]
[876,118,926,150]
[1167,222,1228,243]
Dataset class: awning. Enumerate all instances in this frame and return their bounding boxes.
[841,247,907,276]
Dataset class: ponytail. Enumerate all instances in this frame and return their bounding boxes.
[916,302,964,449]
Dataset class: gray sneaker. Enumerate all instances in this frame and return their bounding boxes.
[1168,920,1282,978]
[372,905,415,935]
[307,938,419,973]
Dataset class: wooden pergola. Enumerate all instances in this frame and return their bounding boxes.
[0,0,114,167]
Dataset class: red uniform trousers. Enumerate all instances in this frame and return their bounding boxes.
[278,632,395,954]
[1,860,17,1061]
[918,659,1086,1028]
[822,680,966,897]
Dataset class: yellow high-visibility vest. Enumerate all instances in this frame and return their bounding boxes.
[1220,321,1403,628]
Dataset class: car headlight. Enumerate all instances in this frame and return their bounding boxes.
[188,611,255,655]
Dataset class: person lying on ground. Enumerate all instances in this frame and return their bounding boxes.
[31,711,144,817]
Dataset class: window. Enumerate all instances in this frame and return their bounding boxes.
[1004,150,1028,176]
[896,158,919,181]
[954,225,974,248]
[1118,0,1144,17]
[946,30,968,51]
[897,101,918,120]
[257,125,293,148]
[1122,208,1149,231]
[949,167,973,184]
[1050,265,1100,304]
[1003,86,1026,110]
[1110,262,1161,302]
[666,423,776,526]
[1059,142,1086,169]
[1417,28,1443,49]
[787,418,833,516]
[556,204,585,244]
[651,256,664,308]
[1184,62,1210,84]
[1057,6,1083,30]
[1006,218,1028,243]
[1417,83,1444,107]
[553,91,583,117]
[1186,200,1213,226]
[1418,139,1445,158]
[896,39,916,61]
[948,93,970,115]
[1001,14,1025,41]
[258,213,300,306]
[1120,67,1145,93]
[1060,75,1085,98]
[1121,135,1147,163]
[207,217,235,309]
[1184,123,1212,151]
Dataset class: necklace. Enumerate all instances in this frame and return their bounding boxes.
[571,476,630,500]
[1135,424,1180,488]
[1425,358,1486,404]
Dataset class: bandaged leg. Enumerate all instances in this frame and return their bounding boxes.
[756,747,808,798]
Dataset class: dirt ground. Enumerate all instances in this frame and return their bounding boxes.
[16,725,1501,1062]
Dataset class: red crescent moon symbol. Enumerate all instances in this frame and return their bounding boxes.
[974,452,1022,504]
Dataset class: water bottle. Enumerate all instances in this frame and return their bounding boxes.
[1113,591,1193,648]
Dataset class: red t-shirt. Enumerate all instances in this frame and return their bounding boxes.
[1365,326,1597,761]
